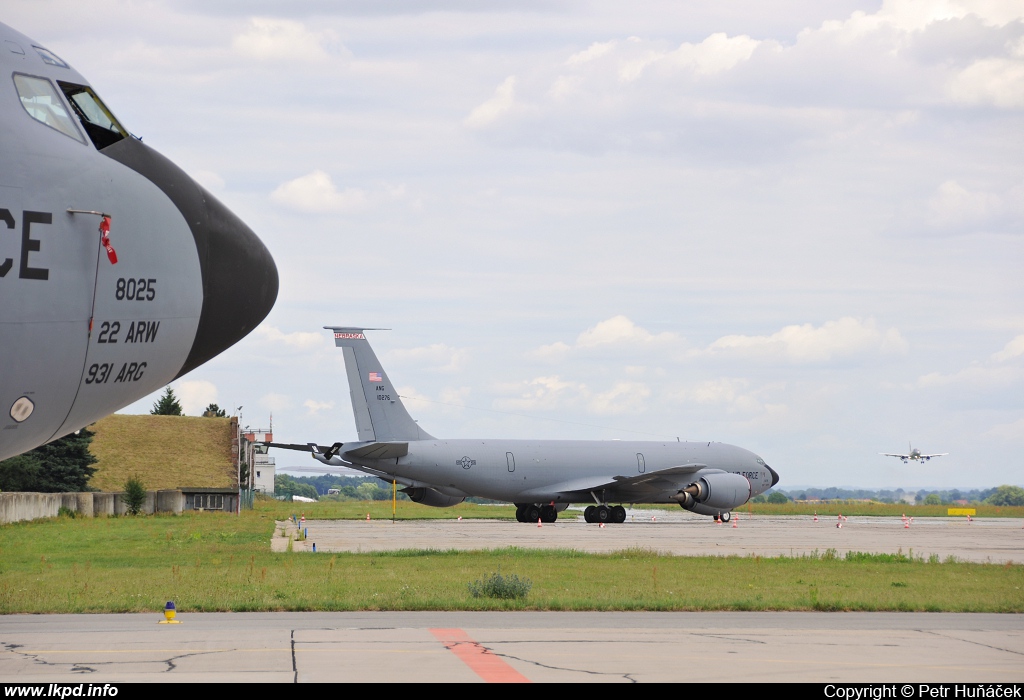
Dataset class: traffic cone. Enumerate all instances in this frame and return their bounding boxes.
[732,517,737,529]
[457,516,462,521]
[651,516,656,522]
[715,513,722,524]
[599,522,605,529]
[837,522,842,528]
[366,513,370,521]
[814,512,818,522]
[537,518,542,528]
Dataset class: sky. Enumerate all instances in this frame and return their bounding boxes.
[6,0,1023,489]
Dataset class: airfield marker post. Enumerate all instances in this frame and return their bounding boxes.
[392,480,396,523]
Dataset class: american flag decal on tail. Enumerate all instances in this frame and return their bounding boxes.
[369,372,382,382]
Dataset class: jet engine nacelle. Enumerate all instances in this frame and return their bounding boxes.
[404,487,466,508]
[673,472,751,511]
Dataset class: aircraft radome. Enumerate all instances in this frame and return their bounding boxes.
[881,444,948,464]
[270,328,779,524]
[0,23,278,461]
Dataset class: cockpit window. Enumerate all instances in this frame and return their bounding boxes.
[32,46,69,69]
[57,81,128,150]
[13,74,85,143]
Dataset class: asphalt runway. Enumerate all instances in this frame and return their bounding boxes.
[280,511,1024,564]
[1,612,1021,683]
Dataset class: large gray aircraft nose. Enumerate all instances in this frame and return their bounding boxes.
[766,463,780,487]
[100,137,279,377]
[176,190,278,376]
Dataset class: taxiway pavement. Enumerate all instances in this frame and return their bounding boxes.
[279,512,1024,564]
[1,612,1021,683]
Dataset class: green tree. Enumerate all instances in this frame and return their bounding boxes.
[151,387,183,415]
[923,493,942,505]
[985,485,1024,506]
[767,491,789,504]
[123,474,147,515]
[0,427,98,492]
[274,474,319,501]
[202,403,227,417]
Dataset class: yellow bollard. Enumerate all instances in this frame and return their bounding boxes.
[159,601,181,624]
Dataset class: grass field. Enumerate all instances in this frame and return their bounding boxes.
[0,502,1021,614]
[258,497,1024,520]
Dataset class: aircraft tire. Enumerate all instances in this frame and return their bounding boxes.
[515,505,526,522]
[720,511,731,523]
[525,504,542,523]
[584,506,596,523]
[596,505,611,523]
[612,505,626,523]
[541,505,557,523]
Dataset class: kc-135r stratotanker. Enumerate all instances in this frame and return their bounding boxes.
[0,23,278,461]
[271,328,779,524]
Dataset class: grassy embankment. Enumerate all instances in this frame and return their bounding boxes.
[89,414,235,491]
[0,500,1020,614]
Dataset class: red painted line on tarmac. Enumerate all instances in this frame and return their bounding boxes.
[430,628,530,683]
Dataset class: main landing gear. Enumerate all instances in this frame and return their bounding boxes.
[584,504,626,524]
[515,503,558,523]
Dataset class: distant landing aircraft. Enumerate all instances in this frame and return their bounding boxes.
[881,444,948,464]
[269,327,779,524]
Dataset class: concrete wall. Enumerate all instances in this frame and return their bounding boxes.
[0,490,186,524]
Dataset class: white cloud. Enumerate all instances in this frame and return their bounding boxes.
[464,75,517,128]
[303,399,334,416]
[174,380,218,416]
[619,33,759,81]
[567,40,617,65]
[708,318,908,363]
[388,344,468,373]
[948,55,1024,109]
[259,392,294,412]
[994,334,1024,362]
[232,18,343,62]
[270,170,368,214]
[493,376,587,411]
[917,363,1024,388]
[192,170,225,192]
[588,381,650,415]
[928,180,1004,228]
[534,316,682,358]
[255,325,326,350]
[985,417,1024,442]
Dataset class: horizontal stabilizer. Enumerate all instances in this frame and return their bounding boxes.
[343,441,409,460]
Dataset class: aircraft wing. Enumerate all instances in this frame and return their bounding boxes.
[919,453,948,459]
[521,464,709,501]
[880,453,910,459]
